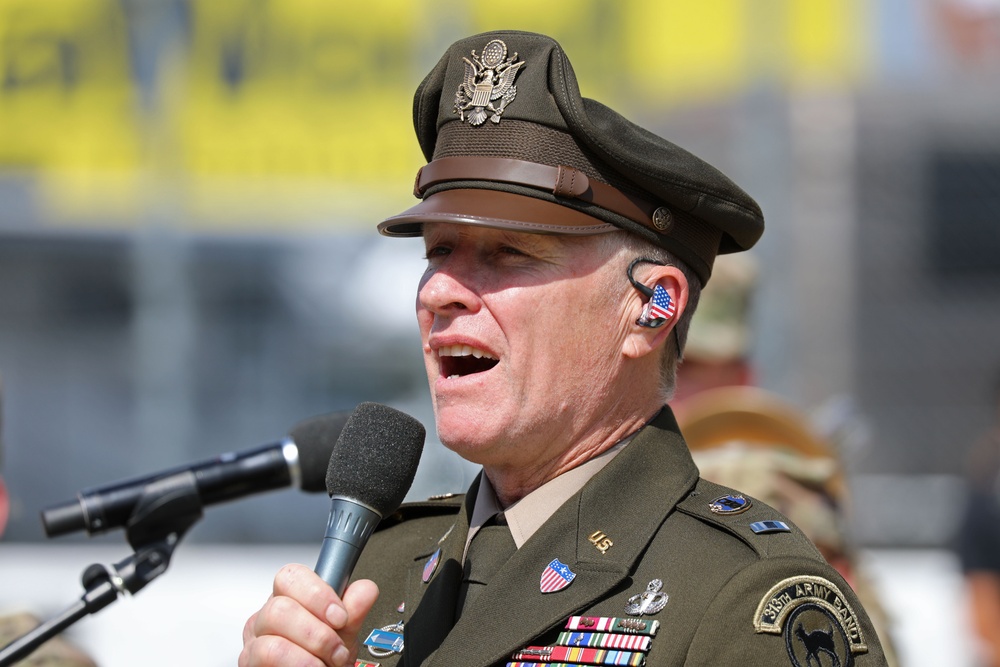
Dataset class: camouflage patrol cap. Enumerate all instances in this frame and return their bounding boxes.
[677,385,850,555]
[676,385,847,504]
[377,30,765,283]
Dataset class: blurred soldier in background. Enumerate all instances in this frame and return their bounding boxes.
[671,253,758,404]
[672,255,900,666]
[676,385,899,666]
[0,375,98,667]
[956,371,1000,666]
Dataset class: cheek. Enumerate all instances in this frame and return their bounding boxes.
[415,292,433,332]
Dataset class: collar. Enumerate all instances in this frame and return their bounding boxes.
[464,435,633,561]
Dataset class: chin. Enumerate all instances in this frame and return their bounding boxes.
[434,405,504,459]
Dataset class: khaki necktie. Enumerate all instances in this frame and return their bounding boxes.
[456,516,516,617]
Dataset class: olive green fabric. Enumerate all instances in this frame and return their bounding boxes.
[352,407,887,666]
[381,30,765,283]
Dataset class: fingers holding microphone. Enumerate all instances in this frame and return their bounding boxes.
[241,403,425,667]
[240,564,379,667]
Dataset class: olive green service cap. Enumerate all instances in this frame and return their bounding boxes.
[377,30,765,283]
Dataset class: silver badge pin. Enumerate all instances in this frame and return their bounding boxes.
[625,579,669,616]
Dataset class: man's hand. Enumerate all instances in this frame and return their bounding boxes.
[239,563,379,667]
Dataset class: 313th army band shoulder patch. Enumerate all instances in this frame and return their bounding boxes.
[754,575,868,667]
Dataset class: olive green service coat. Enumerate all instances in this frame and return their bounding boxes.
[352,408,888,666]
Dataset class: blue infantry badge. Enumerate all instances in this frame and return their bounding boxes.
[624,579,669,616]
[751,520,791,534]
[364,623,404,659]
[540,558,577,593]
[709,493,752,515]
[422,548,441,583]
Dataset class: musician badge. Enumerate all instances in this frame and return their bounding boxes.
[454,39,525,126]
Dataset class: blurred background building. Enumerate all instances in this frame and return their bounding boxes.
[1,0,999,664]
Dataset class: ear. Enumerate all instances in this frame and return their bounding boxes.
[622,264,689,360]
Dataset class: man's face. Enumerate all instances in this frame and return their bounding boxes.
[417,222,633,472]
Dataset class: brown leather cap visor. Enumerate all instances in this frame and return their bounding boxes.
[377,188,618,237]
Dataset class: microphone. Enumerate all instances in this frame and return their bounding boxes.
[41,411,351,537]
[314,402,425,595]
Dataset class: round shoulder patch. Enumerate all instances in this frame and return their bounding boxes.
[708,494,752,515]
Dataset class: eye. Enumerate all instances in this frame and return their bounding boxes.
[423,245,452,260]
[499,245,529,257]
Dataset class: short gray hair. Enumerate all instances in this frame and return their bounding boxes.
[600,233,704,400]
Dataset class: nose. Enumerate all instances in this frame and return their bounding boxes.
[417,258,483,317]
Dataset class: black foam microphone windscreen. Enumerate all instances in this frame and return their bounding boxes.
[291,412,352,493]
[315,402,425,594]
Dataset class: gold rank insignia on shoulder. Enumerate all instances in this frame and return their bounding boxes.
[454,39,525,126]
[754,575,868,666]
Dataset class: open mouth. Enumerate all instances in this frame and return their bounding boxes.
[438,344,499,379]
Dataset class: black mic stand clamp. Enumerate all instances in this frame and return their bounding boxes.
[0,471,205,666]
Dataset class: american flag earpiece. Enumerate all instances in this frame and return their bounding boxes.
[627,257,674,328]
[637,284,676,327]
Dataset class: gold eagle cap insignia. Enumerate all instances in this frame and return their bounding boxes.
[454,39,525,126]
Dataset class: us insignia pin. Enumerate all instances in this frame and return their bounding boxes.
[709,494,751,515]
[540,558,576,593]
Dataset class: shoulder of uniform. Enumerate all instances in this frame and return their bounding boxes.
[375,493,465,532]
[675,478,825,561]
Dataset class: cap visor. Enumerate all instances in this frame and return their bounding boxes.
[378,189,617,237]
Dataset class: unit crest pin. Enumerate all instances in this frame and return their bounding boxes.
[709,493,752,515]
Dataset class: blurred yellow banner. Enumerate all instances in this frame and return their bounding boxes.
[0,0,868,229]
[0,0,138,171]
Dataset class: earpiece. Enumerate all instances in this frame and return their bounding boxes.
[627,258,675,328]
[637,284,676,327]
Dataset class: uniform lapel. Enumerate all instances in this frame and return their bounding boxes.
[422,407,699,667]
[402,481,476,666]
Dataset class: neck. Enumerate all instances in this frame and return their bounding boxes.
[484,407,659,507]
